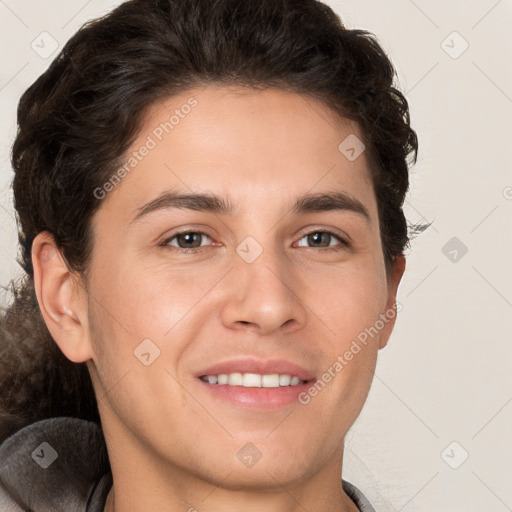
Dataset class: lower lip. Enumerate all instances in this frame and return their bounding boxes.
[196,378,313,410]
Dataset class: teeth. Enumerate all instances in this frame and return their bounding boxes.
[244,373,262,387]
[279,374,291,386]
[200,372,307,387]
[261,374,279,387]
[228,373,243,386]
[217,374,228,385]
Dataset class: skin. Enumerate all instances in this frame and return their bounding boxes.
[32,85,405,512]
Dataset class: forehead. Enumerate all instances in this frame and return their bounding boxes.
[94,85,377,225]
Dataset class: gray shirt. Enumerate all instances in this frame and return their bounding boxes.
[0,417,375,511]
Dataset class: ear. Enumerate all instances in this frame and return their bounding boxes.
[31,231,93,363]
[378,252,406,350]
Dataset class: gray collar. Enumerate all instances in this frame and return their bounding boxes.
[0,417,110,511]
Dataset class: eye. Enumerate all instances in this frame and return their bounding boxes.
[160,229,349,253]
[162,231,213,251]
[296,230,348,251]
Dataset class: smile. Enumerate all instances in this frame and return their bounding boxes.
[199,372,309,387]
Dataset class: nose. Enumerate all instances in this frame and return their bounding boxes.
[219,246,307,336]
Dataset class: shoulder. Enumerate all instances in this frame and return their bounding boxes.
[0,417,110,511]
[342,479,377,512]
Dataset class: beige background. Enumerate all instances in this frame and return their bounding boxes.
[1,1,511,510]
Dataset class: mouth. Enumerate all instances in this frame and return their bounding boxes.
[194,358,316,410]
[198,372,311,387]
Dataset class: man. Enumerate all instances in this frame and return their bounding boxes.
[0,1,420,510]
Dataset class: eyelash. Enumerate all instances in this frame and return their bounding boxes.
[160,229,349,253]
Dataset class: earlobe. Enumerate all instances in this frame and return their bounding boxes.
[378,253,406,350]
[31,231,93,363]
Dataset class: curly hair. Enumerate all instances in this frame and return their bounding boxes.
[0,0,427,441]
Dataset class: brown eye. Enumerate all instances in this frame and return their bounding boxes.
[296,230,348,250]
[163,231,212,250]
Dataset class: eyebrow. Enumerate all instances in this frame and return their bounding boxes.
[129,189,370,225]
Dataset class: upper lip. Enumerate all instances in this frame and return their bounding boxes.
[194,357,316,381]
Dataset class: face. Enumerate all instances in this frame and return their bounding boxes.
[70,86,404,490]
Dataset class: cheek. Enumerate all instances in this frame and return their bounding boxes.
[302,262,386,402]
[85,279,188,439]
[309,264,388,345]
[85,260,217,410]
[90,257,202,340]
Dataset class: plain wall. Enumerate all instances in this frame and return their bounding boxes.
[1,1,511,510]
